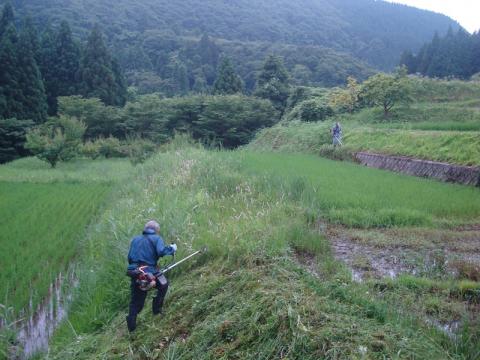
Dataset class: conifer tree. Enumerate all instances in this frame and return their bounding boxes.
[23,17,40,63]
[39,24,58,114]
[165,56,189,96]
[213,58,243,95]
[0,3,46,122]
[111,58,128,105]
[254,55,291,114]
[197,34,220,84]
[79,25,126,106]
[0,24,23,119]
[55,21,81,97]
[16,25,48,122]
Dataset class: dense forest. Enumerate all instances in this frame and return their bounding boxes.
[2,0,460,91]
[0,3,126,118]
[400,29,480,79]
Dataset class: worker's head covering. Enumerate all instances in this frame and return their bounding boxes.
[144,220,160,233]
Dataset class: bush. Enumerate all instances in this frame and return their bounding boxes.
[81,140,102,160]
[25,116,86,168]
[298,98,334,122]
[95,136,126,158]
[123,137,157,165]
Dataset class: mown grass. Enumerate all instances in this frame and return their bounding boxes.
[45,144,479,360]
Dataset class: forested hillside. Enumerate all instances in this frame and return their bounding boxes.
[401,29,480,79]
[4,0,460,90]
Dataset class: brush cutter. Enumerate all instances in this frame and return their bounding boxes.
[333,135,343,146]
[131,247,207,291]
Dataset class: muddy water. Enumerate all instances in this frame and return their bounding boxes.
[15,272,77,359]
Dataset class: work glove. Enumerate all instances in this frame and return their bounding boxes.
[170,243,177,253]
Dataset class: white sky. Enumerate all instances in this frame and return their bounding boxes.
[385,0,479,33]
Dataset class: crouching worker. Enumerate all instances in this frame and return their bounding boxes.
[126,220,177,332]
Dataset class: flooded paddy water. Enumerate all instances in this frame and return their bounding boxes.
[11,272,77,359]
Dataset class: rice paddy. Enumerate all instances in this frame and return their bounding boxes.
[0,158,132,318]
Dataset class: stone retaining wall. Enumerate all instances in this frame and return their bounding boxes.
[354,152,480,187]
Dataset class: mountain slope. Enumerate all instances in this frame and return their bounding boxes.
[7,0,460,70]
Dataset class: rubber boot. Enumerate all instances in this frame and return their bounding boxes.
[126,315,137,332]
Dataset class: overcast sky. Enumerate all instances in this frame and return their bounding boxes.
[385,0,479,33]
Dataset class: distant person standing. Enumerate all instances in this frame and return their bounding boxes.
[331,122,342,147]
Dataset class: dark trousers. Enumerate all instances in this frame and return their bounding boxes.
[127,277,168,331]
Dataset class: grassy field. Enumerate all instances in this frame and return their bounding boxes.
[40,144,479,360]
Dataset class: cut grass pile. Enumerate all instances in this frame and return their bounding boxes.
[45,145,479,359]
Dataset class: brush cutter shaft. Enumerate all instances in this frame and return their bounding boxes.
[160,249,204,274]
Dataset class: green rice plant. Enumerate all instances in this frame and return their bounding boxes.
[239,152,480,228]
[0,181,110,314]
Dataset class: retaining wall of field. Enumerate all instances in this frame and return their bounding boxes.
[354,152,480,187]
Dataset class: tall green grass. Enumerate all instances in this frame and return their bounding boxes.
[46,145,478,359]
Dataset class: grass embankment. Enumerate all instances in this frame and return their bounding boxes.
[250,121,480,166]
[45,145,479,359]
[0,157,133,358]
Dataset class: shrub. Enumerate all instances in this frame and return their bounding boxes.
[25,116,86,168]
[298,99,334,122]
[96,136,126,158]
[123,137,157,165]
[81,140,102,160]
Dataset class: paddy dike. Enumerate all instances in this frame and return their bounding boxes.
[355,152,480,187]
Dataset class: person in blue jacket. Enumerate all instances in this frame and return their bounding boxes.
[126,220,177,332]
